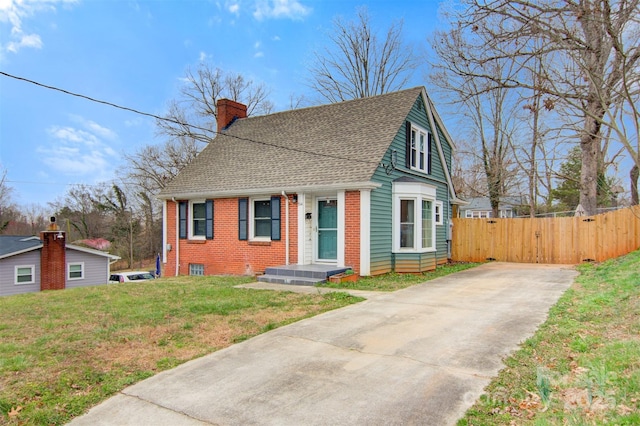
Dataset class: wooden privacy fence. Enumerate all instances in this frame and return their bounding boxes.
[451,205,640,264]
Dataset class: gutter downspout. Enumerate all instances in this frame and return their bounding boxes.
[173,198,179,276]
[281,191,290,265]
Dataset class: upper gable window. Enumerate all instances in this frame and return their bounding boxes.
[407,123,432,174]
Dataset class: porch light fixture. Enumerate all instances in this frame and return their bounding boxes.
[380,150,397,175]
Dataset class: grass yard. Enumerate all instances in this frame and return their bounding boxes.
[459,249,640,425]
[0,276,362,425]
[320,261,481,291]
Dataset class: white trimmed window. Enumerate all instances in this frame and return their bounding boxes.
[409,124,431,174]
[435,201,443,225]
[466,210,491,218]
[252,199,271,239]
[189,200,206,239]
[15,265,35,285]
[68,263,84,280]
[393,181,437,252]
[399,199,415,248]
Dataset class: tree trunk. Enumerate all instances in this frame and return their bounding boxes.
[579,98,604,216]
[631,165,639,206]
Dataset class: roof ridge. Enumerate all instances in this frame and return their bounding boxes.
[225,86,425,125]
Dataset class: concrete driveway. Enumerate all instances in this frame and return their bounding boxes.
[69,262,578,425]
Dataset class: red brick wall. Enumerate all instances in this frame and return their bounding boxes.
[345,190,361,275]
[165,196,298,276]
[40,231,66,291]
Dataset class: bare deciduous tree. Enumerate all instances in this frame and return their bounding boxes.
[430,39,522,217]
[49,184,110,241]
[122,137,200,195]
[0,166,14,232]
[156,63,274,144]
[435,0,640,214]
[307,7,418,103]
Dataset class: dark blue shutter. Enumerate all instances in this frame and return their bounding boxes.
[179,201,187,239]
[238,198,248,240]
[205,199,214,240]
[428,132,433,174]
[270,196,281,241]
[405,121,411,168]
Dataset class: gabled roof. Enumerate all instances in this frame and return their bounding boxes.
[159,87,427,199]
[0,235,120,261]
[0,235,41,259]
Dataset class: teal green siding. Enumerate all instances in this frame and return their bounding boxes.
[369,94,453,275]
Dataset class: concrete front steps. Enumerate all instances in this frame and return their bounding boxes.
[257,264,350,286]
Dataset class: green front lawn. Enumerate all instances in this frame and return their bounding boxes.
[0,276,362,425]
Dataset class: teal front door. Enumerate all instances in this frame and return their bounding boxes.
[317,199,337,261]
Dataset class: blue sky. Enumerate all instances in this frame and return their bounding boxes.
[0,0,446,207]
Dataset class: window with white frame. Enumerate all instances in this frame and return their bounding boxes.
[393,181,437,252]
[422,200,433,250]
[435,201,443,225]
[239,196,281,241]
[15,265,35,285]
[190,200,206,238]
[409,124,431,174]
[68,263,84,280]
[399,199,415,248]
[252,199,271,238]
[466,210,491,219]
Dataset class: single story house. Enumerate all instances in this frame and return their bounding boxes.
[458,196,525,218]
[0,229,120,297]
[158,86,464,283]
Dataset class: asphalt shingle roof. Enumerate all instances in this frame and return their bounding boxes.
[159,87,424,199]
[0,235,41,259]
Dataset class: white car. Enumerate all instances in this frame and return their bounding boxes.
[109,271,156,283]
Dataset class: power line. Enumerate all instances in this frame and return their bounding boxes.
[0,71,213,134]
[0,71,379,165]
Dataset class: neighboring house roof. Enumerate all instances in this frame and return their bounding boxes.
[0,235,42,259]
[159,87,459,200]
[461,197,525,211]
[0,235,120,261]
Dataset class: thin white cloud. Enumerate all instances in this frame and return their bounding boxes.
[69,114,118,140]
[254,40,263,58]
[6,32,41,52]
[253,0,311,21]
[0,0,77,54]
[39,122,118,177]
[227,2,239,15]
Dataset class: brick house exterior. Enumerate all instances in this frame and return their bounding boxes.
[159,87,464,277]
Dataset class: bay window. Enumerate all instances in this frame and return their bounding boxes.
[393,181,438,252]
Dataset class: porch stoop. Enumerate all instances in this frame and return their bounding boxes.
[257,264,350,286]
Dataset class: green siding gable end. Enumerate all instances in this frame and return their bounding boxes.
[369,94,453,275]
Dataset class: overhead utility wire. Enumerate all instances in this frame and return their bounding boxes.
[0,71,379,165]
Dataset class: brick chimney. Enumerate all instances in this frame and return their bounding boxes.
[217,99,247,132]
[40,218,66,291]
